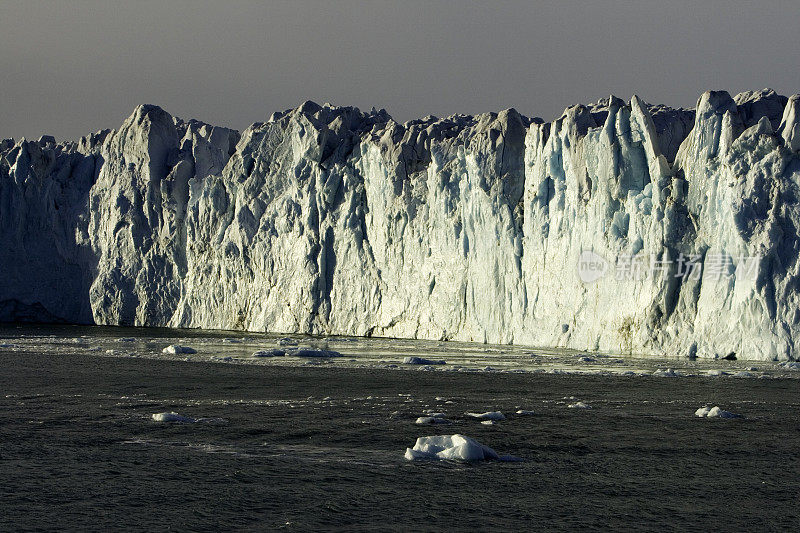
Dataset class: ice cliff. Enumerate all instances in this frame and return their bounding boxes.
[2,89,800,360]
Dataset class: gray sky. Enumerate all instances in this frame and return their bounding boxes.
[1,0,798,141]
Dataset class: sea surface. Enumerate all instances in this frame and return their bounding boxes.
[1,325,799,531]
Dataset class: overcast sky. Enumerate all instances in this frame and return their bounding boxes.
[1,0,798,140]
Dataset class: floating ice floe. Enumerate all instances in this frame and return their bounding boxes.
[694,406,742,418]
[706,369,729,377]
[252,349,286,357]
[403,356,446,365]
[464,411,505,421]
[567,401,591,409]
[515,410,535,415]
[276,338,299,347]
[404,434,519,462]
[415,416,452,425]
[152,412,195,423]
[117,337,136,342]
[652,368,680,377]
[0,343,19,348]
[290,347,341,358]
[780,362,800,370]
[162,345,197,355]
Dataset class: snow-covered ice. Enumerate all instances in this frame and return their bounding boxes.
[162,345,197,355]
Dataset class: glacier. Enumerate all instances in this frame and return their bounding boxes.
[2,89,800,361]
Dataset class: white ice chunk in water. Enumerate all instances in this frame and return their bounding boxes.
[403,356,446,365]
[404,434,500,462]
[567,401,591,409]
[252,349,286,357]
[464,411,505,421]
[152,412,195,423]
[694,406,742,418]
[276,338,299,347]
[415,416,452,425]
[652,368,680,377]
[291,348,341,357]
[515,410,535,415]
[162,345,197,355]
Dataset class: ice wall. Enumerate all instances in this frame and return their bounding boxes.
[2,89,799,360]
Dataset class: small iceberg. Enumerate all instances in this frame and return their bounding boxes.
[464,411,505,421]
[162,345,197,355]
[403,356,446,365]
[694,406,742,419]
[252,349,286,357]
[567,401,591,409]
[291,348,341,358]
[152,412,195,423]
[415,416,452,425]
[652,368,680,377]
[276,338,299,347]
[404,434,518,462]
[515,410,535,415]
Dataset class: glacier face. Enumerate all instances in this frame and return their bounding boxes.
[2,89,800,360]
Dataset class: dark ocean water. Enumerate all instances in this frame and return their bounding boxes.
[2,347,799,531]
